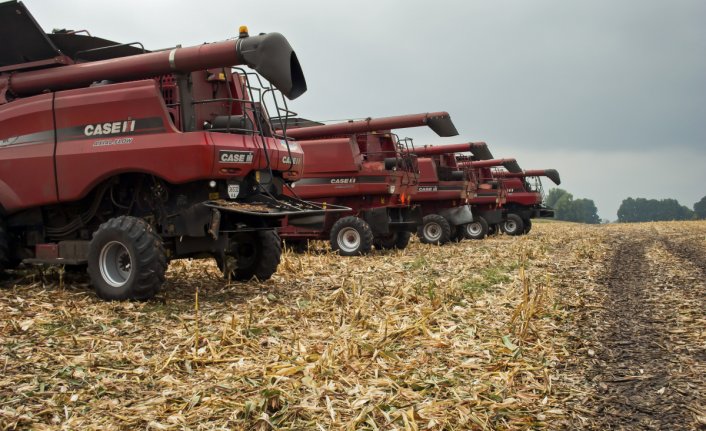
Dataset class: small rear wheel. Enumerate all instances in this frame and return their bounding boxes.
[221,230,282,281]
[463,216,489,240]
[374,231,412,250]
[500,214,525,236]
[523,218,532,234]
[418,214,451,245]
[488,224,498,236]
[450,225,465,243]
[88,216,167,301]
[330,216,374,256]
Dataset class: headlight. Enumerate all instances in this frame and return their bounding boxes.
[388,184,396,194]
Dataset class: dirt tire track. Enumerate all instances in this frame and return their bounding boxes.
[577,231,704,430]
[660,235,706,278]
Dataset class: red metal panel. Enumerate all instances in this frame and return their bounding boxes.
[505,192,542,206]
[416,158,438,183]
[298,138,362,174]
[0,93,56,212]
[53,80,213,202]
[35,243,59,260]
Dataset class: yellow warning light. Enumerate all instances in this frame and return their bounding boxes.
[207,72,227,82]
[239,25,249,37]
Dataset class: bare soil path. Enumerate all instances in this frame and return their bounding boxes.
[569,226,706,430]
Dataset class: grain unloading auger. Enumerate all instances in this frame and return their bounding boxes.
[0,0,335,300]
[410,142,494,160]
[276,112,460,255]
[278,112,458,140]
[402,143,492,245]
[493,169,561,187]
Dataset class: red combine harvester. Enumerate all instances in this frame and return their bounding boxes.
[275,113,459,255]
[458,158,560,238]
[492,168,561,235]
[457,157,521,239]
[407,142,492,245]
[0,0,332,300]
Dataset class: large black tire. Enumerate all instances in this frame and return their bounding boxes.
[488,224,498,236]
[284,239,309,254]
[450,225,465,243]
[418,214,451,245]
[222,230,282,281]
[0,219,10,272]
[463,216,489,240]
[523,218,532,234]
[374,231,412,250]
[88,216,167,301]
[330,216,374,256]
[500,213,525,236]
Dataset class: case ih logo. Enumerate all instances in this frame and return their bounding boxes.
[282,155,302,165]
[331,178,356,184]
[219,150,254,164]
[84,120,136,136]
[418,186,438,192]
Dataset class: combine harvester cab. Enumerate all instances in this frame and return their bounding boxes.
[276,112,459,255]
[0,0,332,300]
[407,142,489,245]
[493,168,561,235]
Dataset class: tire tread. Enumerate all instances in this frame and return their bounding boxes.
[88,216,166,300]
[418,214,451,245]
[330,216,374,256]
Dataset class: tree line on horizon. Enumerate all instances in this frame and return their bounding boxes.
[616,196,706,222]
[545,188,601,224]
[544,189,706,223]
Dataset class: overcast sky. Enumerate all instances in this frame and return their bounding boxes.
[28,0,706,220]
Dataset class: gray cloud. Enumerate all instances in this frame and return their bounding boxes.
[26,0,706,219]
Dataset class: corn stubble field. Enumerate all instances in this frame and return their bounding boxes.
[0,221,704,430]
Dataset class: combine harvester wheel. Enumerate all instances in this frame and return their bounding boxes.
[219,231,282,281]
[418,214,451,245]
[501,214,525,236]
[330,216,374,256]
[88,216,167,301]
[523,218,532,234]
[463,216,489,240]
[374,232,412,250]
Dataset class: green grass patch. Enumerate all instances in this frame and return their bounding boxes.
[460,266,512,296]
